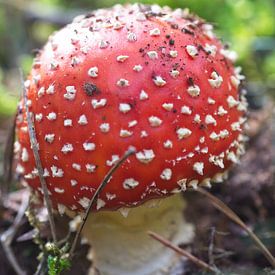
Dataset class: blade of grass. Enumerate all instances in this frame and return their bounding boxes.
[196,187,275,268]
[148,231,222,274]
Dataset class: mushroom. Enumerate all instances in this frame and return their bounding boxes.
[15,3,247,275]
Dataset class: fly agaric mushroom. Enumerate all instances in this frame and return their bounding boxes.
[15,3,247,275]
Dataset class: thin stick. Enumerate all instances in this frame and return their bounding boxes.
[0,192,29,275]
[69,147,136,259]
[148,231,221,274]
[1,114,16,202]
[208,227,216,267]
[21,71,57,244]
[196,187,275,268]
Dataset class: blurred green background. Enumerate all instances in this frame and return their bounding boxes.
[0,0,274,117]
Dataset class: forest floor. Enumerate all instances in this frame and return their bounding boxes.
[0,103,274,275]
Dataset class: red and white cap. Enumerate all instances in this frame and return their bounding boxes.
[16,4,247,212]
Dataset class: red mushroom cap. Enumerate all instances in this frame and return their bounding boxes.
[16,4,247,212]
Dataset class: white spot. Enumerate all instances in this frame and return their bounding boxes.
[88,67,98,78]
[227,151,239,163]
[169,50,178,58]
[153,76,166,87]
[148,116,162,127]
[51,166,64,177]
[43,168,49,178]
[210,132,219,141]
[72,163,81,171]
[160,168,172,180]
[163,139,173,149]
[136,12,147,21]
[149,28,161,36]
[47,112,57,121]
[119,208,130,218]
[206,99,216,107]
[204,44,217,56]
[106,193,116,200]
[202,24,214,39]
[205,114,217,125]
[86,163,96,173]
[91,98,107,109]
[230,75,240,88]
[50,60,59,70]
[64,119,72,127]
[96,198,106,210]
[140,90,148,100]
[186,45,198,58]
[209,155,224,169]
[71,56,80,66]
[194,114,201,123]
[193,162,204,175]
[123,178,139,190]
[54,188,64,194]
[227,95,239,108]
[140,130,148,138]
[127,32,137,42]
[57,203,67,216]
[117,79,129,87]
[177,128,192,139]
[79,197,90,209]
[35,113,43,122]
[136,149,155,164]
[231,121,241,131]
[100,123,110,133]
[181,106,192,115]
[99,40,109,49]
[177,178,187,191]
[119,103,131,113]
[187,85,200,97]
[21,148,29,162]
[37,87,45,98]
[162,103,173,111]
[45,134,55,143]
[133,65,143,72]
[208,71,223,88]
[83,142,96,151]
[217,106,227,116]
[147,51,158,60]
[61,143,73,154]
[106,155,119,167]
[117,55,129,62]
[188,180,198,190]
[64,86,76,101]
[46,84,55,94]
[71,179,78,186]
[220,49,238,62]
[120,129,133,137]
[81,46,90,54]
[170,70,180,78]
[128,120,137,128]
[78,114,88,125]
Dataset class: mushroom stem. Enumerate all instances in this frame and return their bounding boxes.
[83,194,194,275]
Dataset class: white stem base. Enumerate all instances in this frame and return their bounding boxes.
[83,194,194,275]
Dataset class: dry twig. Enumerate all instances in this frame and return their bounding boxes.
[1,114,16,203]
[148,231,222,274]
[69,147,136,259]
[196,187,275,268]
[21,71,57,244]
[0,191,29,275]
